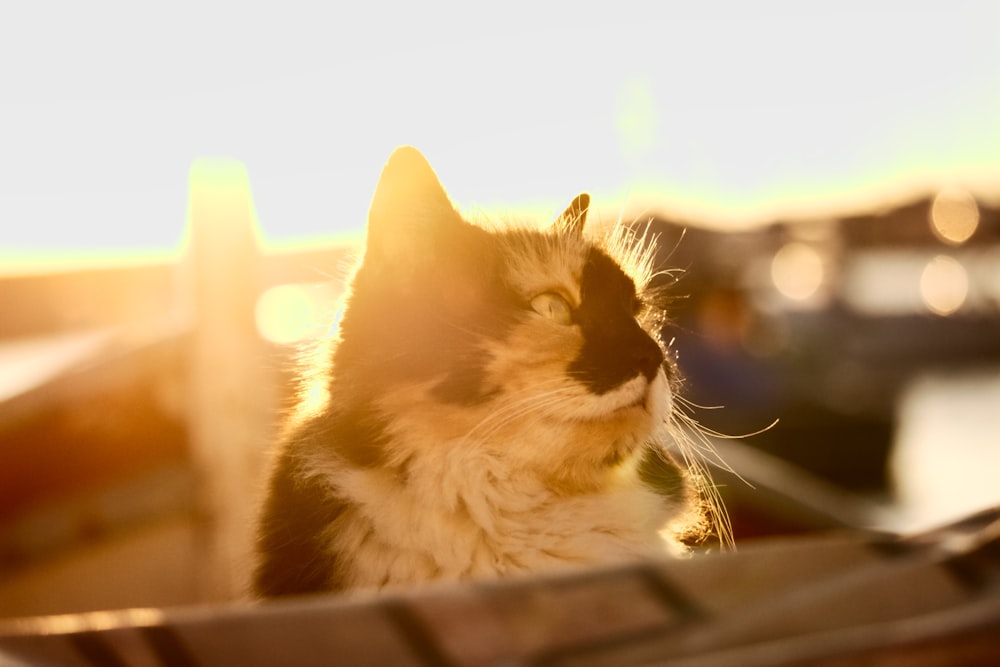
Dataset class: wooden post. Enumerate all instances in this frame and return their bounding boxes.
[183,159,272,601]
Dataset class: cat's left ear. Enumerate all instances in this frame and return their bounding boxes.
[365,146,467,271]
[555,193,589,236]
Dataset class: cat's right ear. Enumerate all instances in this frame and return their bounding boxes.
[555,193,589,236]
[365,146,465,270]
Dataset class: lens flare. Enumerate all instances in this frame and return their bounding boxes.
[255,283,341,345]
[920,255,968,316]
[929,187,979,245]
[771,242,824,301]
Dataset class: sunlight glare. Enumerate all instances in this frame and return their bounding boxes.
[771,242,824,301]
[920,255,968,316]
[255,283,340,345]
[299,380,331,419]
[929,187,979,245]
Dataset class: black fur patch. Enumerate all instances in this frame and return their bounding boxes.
[324,404,393,468]
[254,449,348,597]
[638,444,686,500]
[569,249,664,394]
[254,405,392,597]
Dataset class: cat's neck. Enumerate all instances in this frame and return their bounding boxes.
[317,424,677,592]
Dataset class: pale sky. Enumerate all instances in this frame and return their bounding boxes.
[1,1,998,268]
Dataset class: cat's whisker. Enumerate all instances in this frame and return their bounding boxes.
[665,415,736,550]
[463,384,579,443]
[674,395,779,441]
[669,408,740,471]
[469,386,590,439]
[666,398,762,550]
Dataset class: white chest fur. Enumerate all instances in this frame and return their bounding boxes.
[320,437,677,593]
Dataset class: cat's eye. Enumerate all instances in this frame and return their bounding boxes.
[530,292,573,325]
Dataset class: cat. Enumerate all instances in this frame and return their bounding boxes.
[253,146,719,598]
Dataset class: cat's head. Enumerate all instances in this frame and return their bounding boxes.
[332,147,678,489]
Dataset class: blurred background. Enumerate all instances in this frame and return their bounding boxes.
[1,2,998,619]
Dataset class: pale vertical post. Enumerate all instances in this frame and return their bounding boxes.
[183,159,271,601]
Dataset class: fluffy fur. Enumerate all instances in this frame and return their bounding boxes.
[253,147,714,598]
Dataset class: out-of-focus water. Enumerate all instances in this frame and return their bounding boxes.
[888,368,1000,531]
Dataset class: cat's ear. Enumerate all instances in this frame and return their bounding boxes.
[555,193,589,236]
[365,146,465,268]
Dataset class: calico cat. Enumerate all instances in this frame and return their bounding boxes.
[253,147,718,598]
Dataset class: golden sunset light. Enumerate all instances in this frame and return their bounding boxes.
[4,4,1000,643]
[255,282,343,345]
[0,4,997,270]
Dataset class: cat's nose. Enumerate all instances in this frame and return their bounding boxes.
[570,318,666,395]
[632,329,664,382]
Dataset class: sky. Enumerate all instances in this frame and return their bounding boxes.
[1,1,998,270]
